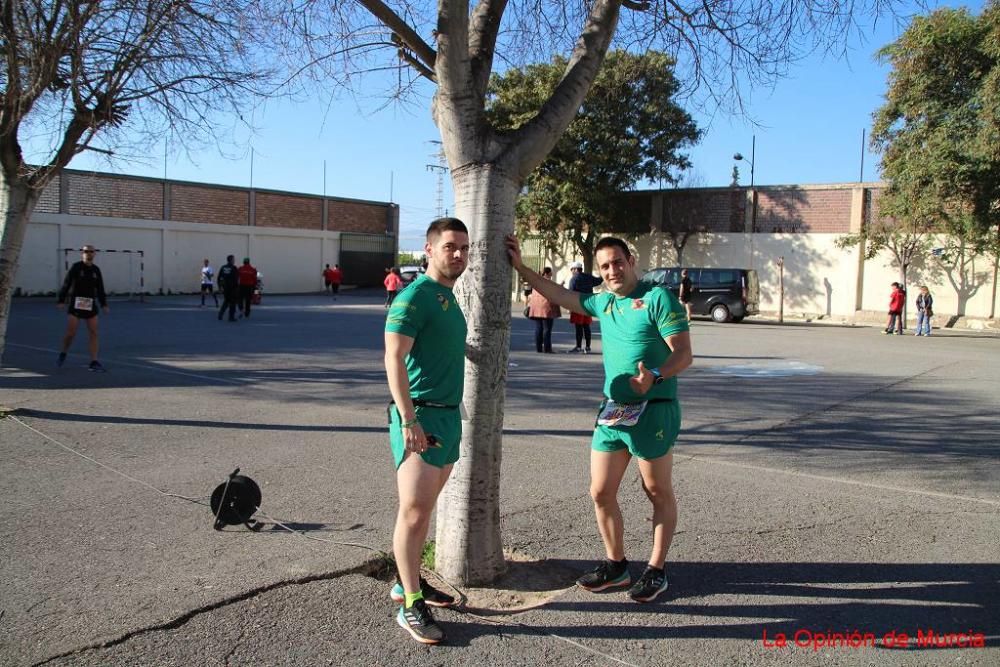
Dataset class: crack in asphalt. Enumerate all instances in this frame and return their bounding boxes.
[30,560,389,667]
[222,625,247,666]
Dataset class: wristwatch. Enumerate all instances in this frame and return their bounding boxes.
[649,367,665,385]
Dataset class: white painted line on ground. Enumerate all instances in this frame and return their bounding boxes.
[676,453,1000,507]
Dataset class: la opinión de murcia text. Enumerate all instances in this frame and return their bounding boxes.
[762,628,987,650]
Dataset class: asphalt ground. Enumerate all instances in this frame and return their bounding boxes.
[1,291,997,666]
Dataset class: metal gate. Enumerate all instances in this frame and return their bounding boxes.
[340,233,396,287]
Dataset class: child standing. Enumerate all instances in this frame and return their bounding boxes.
[884,282,905,335]
[915,286,934,336]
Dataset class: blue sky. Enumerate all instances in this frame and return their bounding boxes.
[59,1,981,251]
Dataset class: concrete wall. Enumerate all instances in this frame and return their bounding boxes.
[15,167,398,296]
[17,214,347,295]
[629,231,998,322]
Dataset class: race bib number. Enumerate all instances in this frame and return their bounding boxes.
[73,297,94,311]
[597,400,647,427]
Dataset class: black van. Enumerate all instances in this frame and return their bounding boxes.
[640,267,760,323]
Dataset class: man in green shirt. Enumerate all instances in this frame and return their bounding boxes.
[384,217,469,643]
[507,235,692,603]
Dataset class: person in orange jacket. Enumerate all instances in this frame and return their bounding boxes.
[237,257,258,318]
[884,282,905,335]
[384,266,403,308]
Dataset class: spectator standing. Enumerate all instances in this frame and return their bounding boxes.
[217,255,239,321]
[56,244,109,371]
[678,269,693,321]
[323,264,334,294]
[384,267,403,308]
[915,286,934,336]
[567,261,596,354]
[884,282,905,335]
[528,266,561,353]
[200,259,218,307]
[329,264,343,299]
[237,257,258,318]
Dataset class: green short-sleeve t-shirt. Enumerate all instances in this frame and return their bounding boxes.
[581,281,689,402]
[384,274,467,405]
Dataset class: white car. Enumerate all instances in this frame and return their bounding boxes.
[399,265,425,285]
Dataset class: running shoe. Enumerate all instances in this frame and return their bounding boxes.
[628,566,669,603]
[88,360,106,372]
[56,352,66,367]
[390,578,456,608]
[396,599,444,644]
[576,559,630,591]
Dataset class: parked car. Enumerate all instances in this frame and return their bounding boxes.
[640,267,760,323]
[399,265,425,285]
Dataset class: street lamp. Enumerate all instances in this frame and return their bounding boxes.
[733,135,757,233]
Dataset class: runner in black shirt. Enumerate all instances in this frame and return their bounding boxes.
[216,255,239,321]
[57,244,109,371]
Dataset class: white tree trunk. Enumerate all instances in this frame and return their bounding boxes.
[0,171,38,365]
[435,162,520,585]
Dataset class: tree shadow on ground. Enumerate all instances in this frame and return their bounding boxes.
[10,408,390,433]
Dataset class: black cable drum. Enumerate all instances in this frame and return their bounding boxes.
[210,468,262,530]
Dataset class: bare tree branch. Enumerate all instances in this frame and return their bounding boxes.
[356,0,437,69]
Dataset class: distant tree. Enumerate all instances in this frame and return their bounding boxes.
[0,0,269,361]
[837,206,931,298]
[396,251,424,266]
[845,3,1000,306]
[661,194,706,268]
[488,50,700,273]
[659,173,709,267]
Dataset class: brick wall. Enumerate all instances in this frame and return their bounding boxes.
[35,168,394,234]
[327,199,388,234]
[35,175,60,214]
[633,188,745,233]
[256,192,322,230]
[655,188,744,233]
[169,184,249,226]
[647,184,883,235]
[756,188,852,233]
[66,172,163,220]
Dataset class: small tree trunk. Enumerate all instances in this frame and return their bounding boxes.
[990,253,998,320]
[0,171,39,364]
[435,162,520,585]
[900,263,909,328]
[991,224,999,320]
[580,229,595,274]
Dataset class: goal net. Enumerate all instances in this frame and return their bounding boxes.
[60,248,146,301]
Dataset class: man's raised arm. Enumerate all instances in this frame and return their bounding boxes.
[505,235,585,314]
